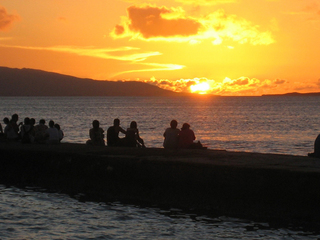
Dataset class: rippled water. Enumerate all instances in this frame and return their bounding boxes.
[1,96,320,155]
[0,185,319,239]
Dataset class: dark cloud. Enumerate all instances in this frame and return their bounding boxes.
[228,77,249,86]
[114,24,125,35]
[111,5,274,45]
[159,80,174,86]
[186,81,195,87]
[117,5,201,38]
[274,79,286,85]
[0,6,19,31]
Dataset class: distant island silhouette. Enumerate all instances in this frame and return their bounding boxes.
[262,92,320,96]
[0,66,188,97]
[1,66,319,97]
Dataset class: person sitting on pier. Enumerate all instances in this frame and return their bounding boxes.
[29,118,36,141]
[10,114,22,140]
[34,119,48,144]
[86,120,105,146]
[0,122,3,138]
[163,120,180,149]
[107,118,126,147]
[178,123,196,149]
[3,117,19,141]
[45,120,60,145]
[54,123,64,142]
[308,134,320,158]
[125,121,145,148]
[20,117,34,144]
[0,121,5,142]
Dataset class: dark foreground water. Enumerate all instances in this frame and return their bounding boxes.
[0,185,319,239]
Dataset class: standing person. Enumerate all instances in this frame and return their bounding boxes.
[34,119,48,143]
[178,123,196,149]
[107,118,126,146]
[163,120,180,149]
[125,121,145,148]
[86,120,105,146]
[45,120,60,144]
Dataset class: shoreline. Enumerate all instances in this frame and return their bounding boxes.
[1,142,320,229]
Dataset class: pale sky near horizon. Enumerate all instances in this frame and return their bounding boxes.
[0,0,320,95]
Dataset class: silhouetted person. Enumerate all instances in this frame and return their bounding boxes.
[86,120,105,146]
[3,117,19,141]
[34,119,48,144]
[20,117,33,144]
[45,120,60,144]
[178,123,196,149]
[10,113,21,139]
[107,118,126,146]
[125,121,145,148]
[29,118,36,140]
[54,123,64,142]
[163,120,180,149]
[0,122,4,141]
[308,134,320,158]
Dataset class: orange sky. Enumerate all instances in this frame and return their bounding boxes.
[0,0,320,96]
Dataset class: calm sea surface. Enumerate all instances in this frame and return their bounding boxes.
[1,96,319,155]
[1,96,320,239]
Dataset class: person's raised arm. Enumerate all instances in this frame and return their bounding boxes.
[119,126,126,134]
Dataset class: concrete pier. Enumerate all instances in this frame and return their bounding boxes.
[1,142,320,227]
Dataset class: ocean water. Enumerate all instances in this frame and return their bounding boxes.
[1,96,319,155]
[0,185,319,239]
[1,96,320,239]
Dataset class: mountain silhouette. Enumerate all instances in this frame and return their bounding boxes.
[0,67,183,96]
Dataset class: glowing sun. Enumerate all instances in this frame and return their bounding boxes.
[190,82,211,94]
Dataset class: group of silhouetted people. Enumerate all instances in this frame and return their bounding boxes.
[0,114,64,144]
[0,114,202,149]
[86,119,146,148]
[86,118,203,149]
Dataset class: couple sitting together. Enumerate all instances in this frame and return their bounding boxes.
[107,119,145,148]
[163,120,203,149]
[86,119,145,148]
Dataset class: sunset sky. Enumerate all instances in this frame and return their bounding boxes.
[0,0,320,95]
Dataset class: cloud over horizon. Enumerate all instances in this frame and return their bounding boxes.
[175,0,236,6]
[111,4,275,45]
[142,76,319,96]
[123,0,236,6]
[0,5,19,31]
